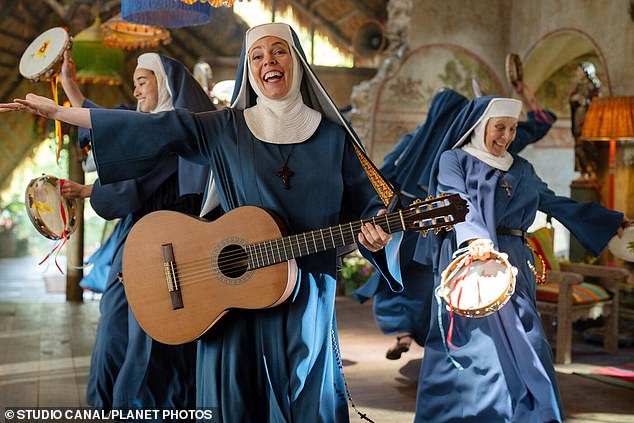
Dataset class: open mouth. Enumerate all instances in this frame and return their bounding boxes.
[263,71,283,82]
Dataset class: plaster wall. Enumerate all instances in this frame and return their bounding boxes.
[510,0,634,95]
[409,0,512,94]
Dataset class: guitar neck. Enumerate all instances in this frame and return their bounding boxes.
[246,211,405,270]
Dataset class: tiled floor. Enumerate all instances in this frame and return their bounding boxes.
[0,256,633,422]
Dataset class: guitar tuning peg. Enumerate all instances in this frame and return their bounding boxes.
[444,225,454,232]
[426,195,434,201]
[412,198,423,205]
[421,229,429,236]
[438,192,447,197]
[434,227,442,234]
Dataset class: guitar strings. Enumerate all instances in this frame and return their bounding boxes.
[144,210,452,287]
[138,209,457,288]
[156,210,445,278]
[161,211,417,271]
[155,214,411,285]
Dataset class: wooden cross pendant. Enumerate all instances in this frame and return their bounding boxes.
[500,175,512,197]
[276,165,294,189]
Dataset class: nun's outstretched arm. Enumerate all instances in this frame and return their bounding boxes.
[0,93,91,128]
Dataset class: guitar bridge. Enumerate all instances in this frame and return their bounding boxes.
[162,243,183,310]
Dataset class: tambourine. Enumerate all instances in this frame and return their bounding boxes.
[439,250,517,318]
[608,227,634,262]
[19,27,72,82]
[505,52,523,87]
[25,175,79,240]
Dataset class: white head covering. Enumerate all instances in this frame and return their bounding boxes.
[460,98,522,171]
[235,23,321,144]
[136,53,173,113]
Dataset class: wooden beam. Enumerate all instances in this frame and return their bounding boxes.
[0,27,31,44]
[166,32,202,64]
[334,10,359,26]
[310,0,327,9]
[42,0,69,20]
[0,1,17,22]
[347,0,382,21]
[180,27,226,59]
[0,45,21,58]
[0,74,22,103]
[285,0,352,50]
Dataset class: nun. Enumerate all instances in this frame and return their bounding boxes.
[3,22,404,421]
[354,88,558,360]
[415,96,627,422]
[57,51,215,411]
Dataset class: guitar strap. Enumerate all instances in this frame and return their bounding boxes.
[350,141,399,212]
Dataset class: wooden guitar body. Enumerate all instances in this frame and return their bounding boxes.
[122,206,296,345]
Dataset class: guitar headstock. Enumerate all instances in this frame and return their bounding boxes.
[401,193,468,236]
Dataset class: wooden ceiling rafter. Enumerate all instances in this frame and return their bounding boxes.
[0,27,33,44]
[346,0,382,22]
[0,1,18,22]
[42,0,69,20]
[284,0,352,51]
[179,27,227,61]
[334,9,359,25]
[167,31,210,66]
[0,46,22,60]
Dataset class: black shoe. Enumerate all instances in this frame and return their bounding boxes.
[385,335,412,360]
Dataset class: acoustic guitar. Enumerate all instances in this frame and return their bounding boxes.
[122,194,468,344]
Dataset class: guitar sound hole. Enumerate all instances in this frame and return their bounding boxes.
[217,244,249,278]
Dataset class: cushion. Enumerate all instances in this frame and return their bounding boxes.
[528,226,560,271]
[536,281,611,304]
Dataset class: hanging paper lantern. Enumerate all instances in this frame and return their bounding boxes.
[102,14,172,50]
[180,0,242,7]
[71,19,124,85]
[122,0,213,28]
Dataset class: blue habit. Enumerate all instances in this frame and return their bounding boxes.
[353,90,557,347]
[89,106,402,422]
[353,89,468,346]
[414,96,622,422]
[83,54,213,413]
[87,152,199,411]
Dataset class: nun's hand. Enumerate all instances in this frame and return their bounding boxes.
[358,209,392,252]
[60,50,76,82]
[617,218,633,238]
[468,238,494,261]
[61,180,92,199]
[0,93,59,119]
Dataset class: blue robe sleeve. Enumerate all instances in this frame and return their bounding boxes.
[437,151,491,247]
[509,110,557,154]
[90,108,231,185]
[90,155,179,220]
[78,99,103,149]
[530,164,623,256]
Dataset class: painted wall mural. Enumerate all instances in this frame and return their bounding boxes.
[370,44,503,162]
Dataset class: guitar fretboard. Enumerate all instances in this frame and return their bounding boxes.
[245,196,459,270]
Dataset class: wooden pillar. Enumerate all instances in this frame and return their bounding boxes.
[66,129,84,302]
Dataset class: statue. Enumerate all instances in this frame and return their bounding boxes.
[569,62,601,179]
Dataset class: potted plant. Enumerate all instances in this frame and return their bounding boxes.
[339,250,376,297]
